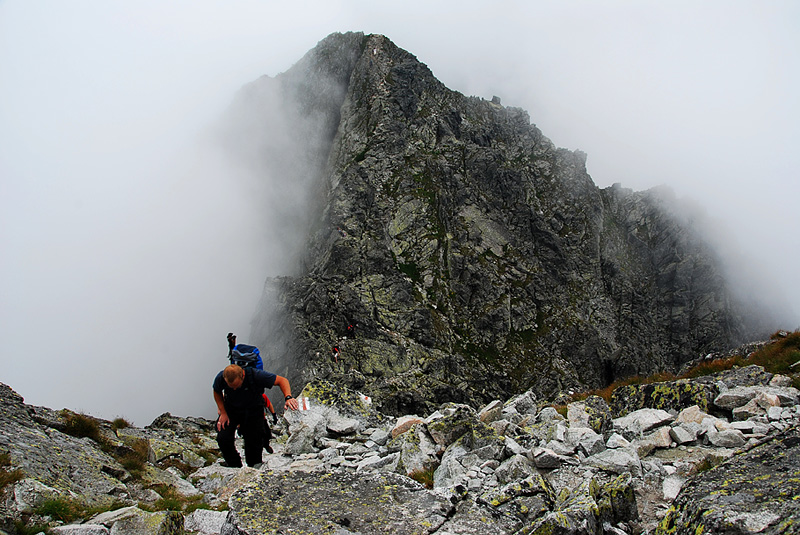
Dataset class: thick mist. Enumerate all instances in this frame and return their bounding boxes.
[2,1,798,425]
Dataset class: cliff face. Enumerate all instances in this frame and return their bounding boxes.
[233,32,763,415]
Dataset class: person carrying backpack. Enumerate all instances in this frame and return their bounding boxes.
[213,334,298,467]
[226,333,281,453]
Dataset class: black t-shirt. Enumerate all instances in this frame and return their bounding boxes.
[212,368,277,409]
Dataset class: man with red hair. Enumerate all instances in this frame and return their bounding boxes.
[213,363,298,467]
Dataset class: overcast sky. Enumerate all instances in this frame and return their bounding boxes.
[1,0,798,426]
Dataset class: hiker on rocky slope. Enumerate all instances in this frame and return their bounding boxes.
[212,363,299,467]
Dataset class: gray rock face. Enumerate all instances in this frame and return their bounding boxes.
[0,383,127,507]
[222,469,453,535]
[656,426,800,534]
[238,32,766,416]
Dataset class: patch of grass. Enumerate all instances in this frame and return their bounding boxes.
[571,329,800,404]
[14,520,51,535]
[678,355,746,379]
[111,417,131,432]
[408,467,435,489]
[196,448,220,466]
[158,457,194,477]
[148,484,203,512]
[0,467,23,489]
[185,502,212,514]
[747,331,800,387]
[115,438,150,477]
[0,451,24,490]
[35,497,87,523]
[61,411,102,442]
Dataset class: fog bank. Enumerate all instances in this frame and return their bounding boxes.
[1,1,797,425]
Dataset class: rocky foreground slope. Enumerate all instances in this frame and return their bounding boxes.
[229,31,773,415]
[1,353,799,534]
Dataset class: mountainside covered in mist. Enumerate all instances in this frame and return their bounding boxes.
[223,32,770,416]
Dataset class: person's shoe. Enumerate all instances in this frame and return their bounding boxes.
[249,462,263,469]
[219,460,242,468]
[264,443,274,454]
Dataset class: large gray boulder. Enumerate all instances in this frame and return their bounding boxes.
[222,468,453,534]
[613,408,674,439]
[584,448,642,477]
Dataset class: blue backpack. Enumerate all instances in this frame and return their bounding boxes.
[229,344,264,370]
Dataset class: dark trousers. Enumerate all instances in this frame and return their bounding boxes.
[216,405,264,467]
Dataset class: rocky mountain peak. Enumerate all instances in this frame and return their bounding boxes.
[222,32,770,417]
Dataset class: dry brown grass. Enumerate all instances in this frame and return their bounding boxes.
[568,330,800,403]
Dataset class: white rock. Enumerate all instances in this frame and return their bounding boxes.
[614,409,674,438]
[391,415,423,438]
[662,475,685,501]
[545,439,576,456]
[707,429,746,448]
[715,386,799,410]
[478,400,504,423]
[503,436,527,456]
[606,433,631,449]
[675,405,710,425]
[356,453,398,473]
[642,427,673,449]
[326,414,361,435]
[669,426,696,445]
[184,509,228,535]
[584,447,642,476]
[530,447,564,469]
[51,525,109,535]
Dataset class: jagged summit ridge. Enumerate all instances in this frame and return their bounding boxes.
[224,32,766,416]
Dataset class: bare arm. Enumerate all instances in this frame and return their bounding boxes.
[274,375,299,411]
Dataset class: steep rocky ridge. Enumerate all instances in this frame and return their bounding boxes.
[229,32,767,415]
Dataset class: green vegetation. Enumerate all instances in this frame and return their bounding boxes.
[140,484,203,513]
[14,520,51,535]
[61,410,102,442]
[32,496,131,527]
[0,451,23,490]
[111,417,131,432]
[116,438,150,477]
[398,261,421,282]
[158,457,195,477]
[573,330,800,403]
[408,467,435,489]
[196,448,220,466]
[678,354,745,379]
[35,498,87,523]
[752,330,800,386]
